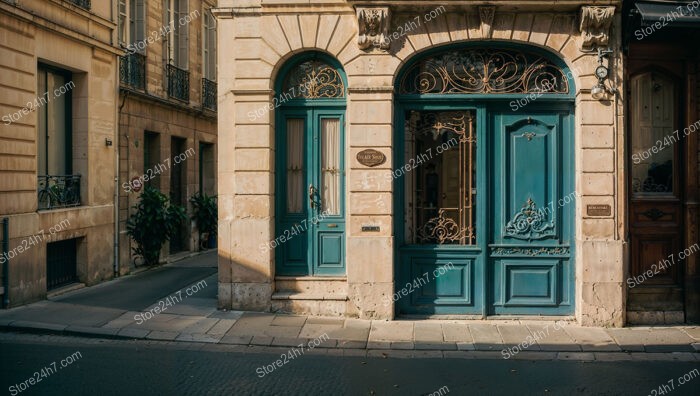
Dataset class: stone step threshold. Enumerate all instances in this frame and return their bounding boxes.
[271,292,348,301]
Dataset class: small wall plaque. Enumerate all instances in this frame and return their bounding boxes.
[356,149,386,167]
[361,225,380,232]
[587,204,611,217]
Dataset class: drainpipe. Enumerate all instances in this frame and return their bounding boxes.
[2,217,9,308]
[114,66,125,278]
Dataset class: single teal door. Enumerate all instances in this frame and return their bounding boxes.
[489,111,575,315]
[275,110,346,276]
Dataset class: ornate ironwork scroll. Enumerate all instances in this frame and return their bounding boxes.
[399,49,569,95]
[417,209,469,244]
[504,198,555,240]
[491,246,570,257]
[409,111,476,245]
[282,60,345,99]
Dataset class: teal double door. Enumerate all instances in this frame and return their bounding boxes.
[275,109,345,276]
[395,105,575,316]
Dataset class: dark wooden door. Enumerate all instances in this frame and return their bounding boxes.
[628,71,685,318]
[169,137,186,253]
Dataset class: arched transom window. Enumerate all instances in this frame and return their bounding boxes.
[281,60,346,100]
[399,48,570,95]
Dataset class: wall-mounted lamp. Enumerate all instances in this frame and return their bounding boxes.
[591,48,617,100]
[105,138,113,146]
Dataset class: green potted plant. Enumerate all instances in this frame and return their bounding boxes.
[126,186,187,266]
[189,192,217,250]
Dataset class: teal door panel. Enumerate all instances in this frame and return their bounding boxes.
[394,107,484,316]
[277,221,309,276]
[276,109,346,276]
[498,115,560,242]
[315,232,344,274]
[399,252,481,315]
[489,111,574,315]
[311,112,345,276]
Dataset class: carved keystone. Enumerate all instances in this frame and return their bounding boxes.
[580,6,615,50]
[356,7,391,51]
[479,6,496,38]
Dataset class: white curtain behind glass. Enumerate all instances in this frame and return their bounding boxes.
[321,118,340,215]
[286,119,304,213]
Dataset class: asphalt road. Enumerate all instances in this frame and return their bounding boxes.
[1,333,698,396]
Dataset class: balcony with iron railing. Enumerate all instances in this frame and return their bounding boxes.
[167,64,190,102]
[202,78,217,111]
[119,52,146,91]
[67,0,90,9]
[37,175,81,211]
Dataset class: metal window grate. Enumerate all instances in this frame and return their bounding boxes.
[120,53,146,90]
[202,78,217,111]
[167,64,190,102]
[47,239,78,291]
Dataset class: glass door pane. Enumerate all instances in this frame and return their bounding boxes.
[320,118,340,215]
[630,72,676,196]
[405,111,476,245]
[286,118,304,213]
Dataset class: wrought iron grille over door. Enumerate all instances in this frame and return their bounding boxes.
[405,111,476,245]
[399,49,569,95]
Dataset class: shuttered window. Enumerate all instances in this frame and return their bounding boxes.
[165,0,189,69]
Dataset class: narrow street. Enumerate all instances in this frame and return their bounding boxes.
[1,332,699,396]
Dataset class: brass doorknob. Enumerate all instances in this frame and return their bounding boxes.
[309,184,316,209]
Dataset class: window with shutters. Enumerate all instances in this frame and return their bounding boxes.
[165,0,190,101]
[117,0,145,50]
[202,7,216,110]
[203,8,216,81]
[165,0,189,70]
[118,0,146,90]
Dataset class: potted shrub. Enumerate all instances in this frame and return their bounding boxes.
[189,192,217,250]
[126,186,187,266]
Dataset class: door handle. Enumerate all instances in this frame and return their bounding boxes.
[309,184,316,209]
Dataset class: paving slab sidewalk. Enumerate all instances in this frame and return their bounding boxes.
[1,253,699,360]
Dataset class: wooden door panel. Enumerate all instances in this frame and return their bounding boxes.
[630,235,680,285]
[628,71,685,315]
[489,112,574,316]
[630,202,681,226]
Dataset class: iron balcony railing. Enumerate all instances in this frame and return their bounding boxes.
[167,64,190,102]
[37,175,81,210]
[67,0,90,9]
[202,78,217,111]
[119,52,146,91]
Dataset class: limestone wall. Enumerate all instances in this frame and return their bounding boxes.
[0,2,120,306]
[217,1,626,326]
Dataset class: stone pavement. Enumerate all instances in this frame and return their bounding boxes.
[0,252,699,360]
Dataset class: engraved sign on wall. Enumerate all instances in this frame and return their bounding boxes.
[356,149,386,167]
[587,204,611,217]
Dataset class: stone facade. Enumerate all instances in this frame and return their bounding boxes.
[0,0,120,306]
[0,0,218,307]
[217,0,631,326]
[117,0,218,272]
